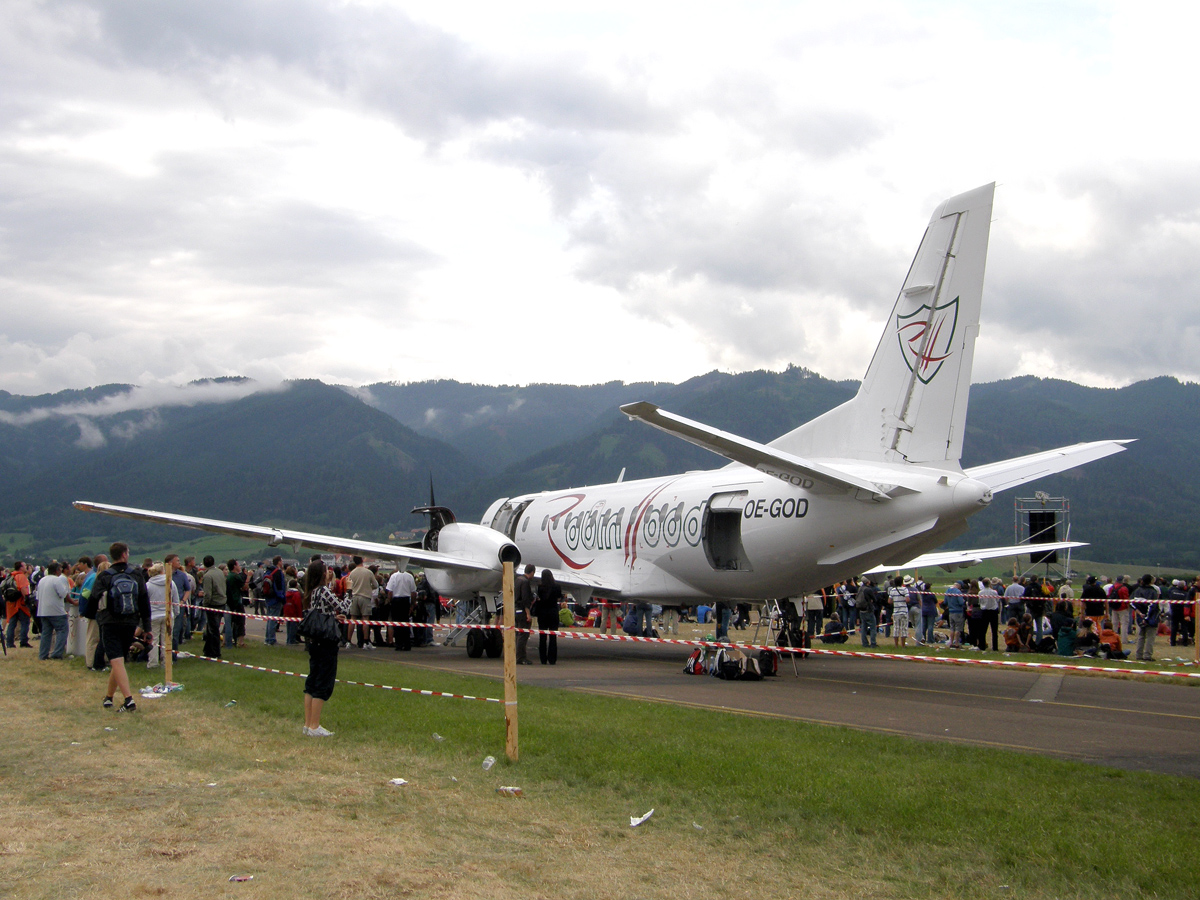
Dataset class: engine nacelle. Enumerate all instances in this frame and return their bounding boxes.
[423,522,521,598]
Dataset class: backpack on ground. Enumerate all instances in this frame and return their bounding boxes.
[683,648,704,674]
[711,647,746,680]
[758,648,779,676]
[737,656,763,680]
[105,569,140,617]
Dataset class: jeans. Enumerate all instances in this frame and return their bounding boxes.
[6,611,30,647]
[920,611,937,644]
[715,606,731,641]
[859,610,877,646]
[38,614,68,658]
[264,600,283,645]
[636,602,653,636]
[173,610,189,648]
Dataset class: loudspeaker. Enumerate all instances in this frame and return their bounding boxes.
[1028,510,1058,565]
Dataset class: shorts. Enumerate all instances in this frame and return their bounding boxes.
[100,622,138,661]
[348,595,373,618]
[949,612,965,633]
[305,638,339,701]
[892,612,909,638]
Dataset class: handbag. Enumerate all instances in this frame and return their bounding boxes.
[298,606,341,643]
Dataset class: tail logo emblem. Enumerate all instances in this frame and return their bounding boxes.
[896,296,959,384]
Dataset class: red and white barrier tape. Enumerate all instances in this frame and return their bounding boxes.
[179,652,500,702]
[179,605,1198,678]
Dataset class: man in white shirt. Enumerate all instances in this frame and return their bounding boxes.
[386,566,417,651]
[36,561,72,660]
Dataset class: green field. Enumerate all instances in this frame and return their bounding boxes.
[3,644,1197,899]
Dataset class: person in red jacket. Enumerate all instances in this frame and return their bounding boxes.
[4,561,33,648]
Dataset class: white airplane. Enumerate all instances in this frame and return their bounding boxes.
[76,184,1128,614]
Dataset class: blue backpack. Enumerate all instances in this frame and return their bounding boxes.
[106,569,140,617]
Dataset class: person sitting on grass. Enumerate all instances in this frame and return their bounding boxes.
[1098,617,1129,660]
[1003,617,1021,653]
[1075,618,1101,657]
[1017,614,1035,652]
[820,613,847,644]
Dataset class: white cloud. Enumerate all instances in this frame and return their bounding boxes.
[0,0,1198,395]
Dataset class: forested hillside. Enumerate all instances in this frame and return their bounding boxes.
[1,372,1196,567]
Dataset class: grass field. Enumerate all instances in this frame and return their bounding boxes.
[2,643,1198,900]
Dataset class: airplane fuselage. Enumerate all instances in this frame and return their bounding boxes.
[427,463,992,603]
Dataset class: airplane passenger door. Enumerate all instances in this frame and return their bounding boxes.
[703,491,752,571]
[490,499,533,540]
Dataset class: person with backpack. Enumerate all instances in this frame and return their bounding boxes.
[91,542,151,712]
[3,561,33,649]
[261,555,288,646]
[1131,574,1161,661]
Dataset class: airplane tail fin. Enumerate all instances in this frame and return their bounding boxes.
[771,183,995,467]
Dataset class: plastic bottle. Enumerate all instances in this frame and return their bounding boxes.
[482,755,496,771]
[496,786,522,797]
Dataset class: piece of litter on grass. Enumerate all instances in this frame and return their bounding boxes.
[70,742,81,746]
[228,875,254,882]
[104,727,115,732]
[482,755,496,771]
[206,783,218,787]
[224,700,237,708]
[388,778,408,786]
[1028,699,1044,703]
[692,822,704,831]
[432,733,444,742]
[450,776,458,783]
[630,809,654,827]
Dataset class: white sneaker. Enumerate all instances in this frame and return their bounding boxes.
[311,726,334,737]
[302,726,314,736]
[363,642,374,650]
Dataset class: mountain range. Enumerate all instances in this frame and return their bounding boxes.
[1,370,1196,568]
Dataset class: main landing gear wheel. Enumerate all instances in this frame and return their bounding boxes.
[485,629,503,658]
[466,630,486,658]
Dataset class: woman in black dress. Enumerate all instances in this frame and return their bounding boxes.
[302,559,349,737]
[534,569,562,665]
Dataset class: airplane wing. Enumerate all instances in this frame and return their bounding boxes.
[863,541,1086,575]
[72,500,492,572]
[965,440,1132,493]
[619,402,896,497]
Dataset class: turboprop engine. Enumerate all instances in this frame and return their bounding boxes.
[421,521,521,598]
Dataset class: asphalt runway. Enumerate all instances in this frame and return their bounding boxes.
[339,633,1200,779]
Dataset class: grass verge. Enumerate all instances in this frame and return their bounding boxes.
[2,646,1198,899]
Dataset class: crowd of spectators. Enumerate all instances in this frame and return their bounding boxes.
[4,548,1197,668]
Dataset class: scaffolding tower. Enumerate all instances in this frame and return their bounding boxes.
[1013,492,1073,581]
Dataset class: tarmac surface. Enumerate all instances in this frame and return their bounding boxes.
[340,631,1200,780]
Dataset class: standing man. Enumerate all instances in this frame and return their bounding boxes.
[3,561,33,649]
[1131,574,1160,662]
[1108,575,1131,640]
[36,561,72,659]
[513,564,535,665]
[856,578,878,648]
[1003,576,1025,626]
[92,542,151,712]
[944,580,967,649]
[226,560,248,648]
[165,554,192,651]
[345,556,377,649]
[200,555,227,658]
[261,556,287,646]
[386,565,416,651]
[977,577,1002,652]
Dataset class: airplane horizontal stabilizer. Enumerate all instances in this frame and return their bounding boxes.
[619,402,896,498]
[965,440,1132,494]
[72,501,493,572]
[863,540,1086,575]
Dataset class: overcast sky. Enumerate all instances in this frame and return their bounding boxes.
[2,0,1197,397]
